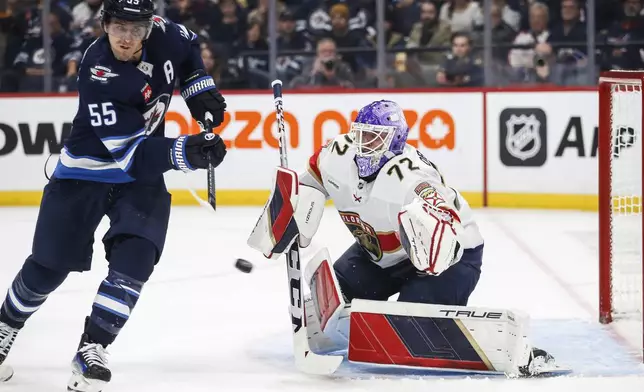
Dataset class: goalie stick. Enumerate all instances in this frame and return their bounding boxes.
[271,80,343,375]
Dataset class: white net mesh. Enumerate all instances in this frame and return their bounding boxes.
[609,82,643,352]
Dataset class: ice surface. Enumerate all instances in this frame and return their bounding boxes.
[0,206,642,391]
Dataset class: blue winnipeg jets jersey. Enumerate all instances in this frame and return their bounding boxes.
[53,16,204,183]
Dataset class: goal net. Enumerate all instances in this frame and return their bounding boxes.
[598,71,644,361]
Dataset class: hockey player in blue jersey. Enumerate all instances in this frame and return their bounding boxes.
[0,0,227,390]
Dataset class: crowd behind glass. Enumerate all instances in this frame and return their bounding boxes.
[0,0,642,92]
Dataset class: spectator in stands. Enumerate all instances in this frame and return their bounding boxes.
[9,7,74,92]
[0,0,36,73]
[388,0,421,37]
[436,32,483,87]
[166,0,218,34]
[306,0,368,41]
[247,0,285,36]
[201,43,245,89]
[407,1,452,68]
[508,2,550,70]
[493,0,521,31]
[548,0,590,85]
[289,37,354,89]
[276,9,312,85]
[439,0,482,33]
[63,17,102,91]
[521,41,562,84]
[599,0,644,71]
[230,20,269,88]
[472,2,516,62]
[549,0,587,57]
[367,4,406,50]
[70,0,102,32]
[323,3,372,79]
[209,0,247,54]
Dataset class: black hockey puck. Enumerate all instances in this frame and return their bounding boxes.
[235,258,254,273]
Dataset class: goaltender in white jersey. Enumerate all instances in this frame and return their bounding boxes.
[248,100,564,377]
[301,132,484,269]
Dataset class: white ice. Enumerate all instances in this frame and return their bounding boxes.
[0,206,643,392]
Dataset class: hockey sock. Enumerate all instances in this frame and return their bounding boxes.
[0,257,69,329]
[86,270,143,346]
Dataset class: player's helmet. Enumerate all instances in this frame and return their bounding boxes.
[351,100,409,178]
[102,0,155,40]
[102,0,155,22]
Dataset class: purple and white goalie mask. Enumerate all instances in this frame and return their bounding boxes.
[351,100,409,178]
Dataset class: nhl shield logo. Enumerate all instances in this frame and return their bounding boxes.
[499,108,547,167]
[505,114,541,160]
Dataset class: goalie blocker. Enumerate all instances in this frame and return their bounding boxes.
[304,248,567,377]
[247,167,325,258]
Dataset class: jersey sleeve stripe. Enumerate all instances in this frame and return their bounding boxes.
[101,128,146,153]
[307,148,324,186]
[59,148,122,170]
[114,136,146,172]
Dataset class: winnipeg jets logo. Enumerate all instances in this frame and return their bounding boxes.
[143,93,171,135]
[89,66,118,83]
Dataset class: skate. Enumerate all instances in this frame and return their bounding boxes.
[0,321,18,382]
[518,347,567,377]
[67,332,111,392]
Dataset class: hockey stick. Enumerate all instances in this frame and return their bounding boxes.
[204,115,217,211]
[271,80,343,376]
[186,114,217,211]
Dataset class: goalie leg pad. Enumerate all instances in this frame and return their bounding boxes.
[348,299,535,375]
[304,248,350,348]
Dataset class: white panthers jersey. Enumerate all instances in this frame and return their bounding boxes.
[300,134,484,269]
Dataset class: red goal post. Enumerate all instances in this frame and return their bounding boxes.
[598,71,644,360]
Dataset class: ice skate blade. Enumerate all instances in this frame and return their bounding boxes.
[0,364,13,382]
[67,373,108,392]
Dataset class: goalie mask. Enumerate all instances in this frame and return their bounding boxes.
[351,100,409,178]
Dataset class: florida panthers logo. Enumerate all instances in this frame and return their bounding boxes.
[339,211,382,261]
[143,93,171,135]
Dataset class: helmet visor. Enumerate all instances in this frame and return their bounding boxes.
[106,19,152,40]
[351,122,395,158]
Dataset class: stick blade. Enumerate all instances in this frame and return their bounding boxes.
[293,324,343,375]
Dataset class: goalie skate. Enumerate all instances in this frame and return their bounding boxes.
[516,348,571,378]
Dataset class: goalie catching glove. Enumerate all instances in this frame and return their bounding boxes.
[398,196,465,275]
[247,167,326,259]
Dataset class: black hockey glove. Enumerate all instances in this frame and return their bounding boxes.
[170,133,227,172]
[180,69,227,128]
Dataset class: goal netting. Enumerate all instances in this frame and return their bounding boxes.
[598,71,644,361]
